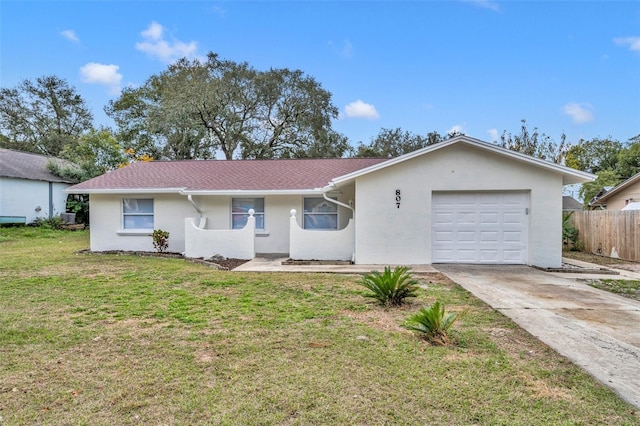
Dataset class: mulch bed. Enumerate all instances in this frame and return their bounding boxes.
[76,249,250,271]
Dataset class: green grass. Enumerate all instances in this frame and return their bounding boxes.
[1,227,638,425]
[583,278,640,301]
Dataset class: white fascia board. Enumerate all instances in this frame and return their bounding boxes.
[179,189,323,196]
[330,135,595,186]
[64,187,185,194]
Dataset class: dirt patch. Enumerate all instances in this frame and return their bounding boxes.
[340,307,413,333]
[520,372,574,401]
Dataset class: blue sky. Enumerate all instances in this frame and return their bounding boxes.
[1,0,639,150]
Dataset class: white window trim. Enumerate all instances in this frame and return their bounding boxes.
[121,198,154,232]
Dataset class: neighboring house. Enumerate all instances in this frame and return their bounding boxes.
[590,172,640,210]
[562,196,583,211]
[0,148,76,224]
[66,136,594,268]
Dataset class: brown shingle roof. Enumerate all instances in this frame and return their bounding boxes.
[67,158,388,193]
[0,148,77,183]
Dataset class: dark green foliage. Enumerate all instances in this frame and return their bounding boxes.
[562,212,578,249]
[579,170,622,208]
[34,215,66,230]
[500,119,569,164]
[360,266,419,306]
[152,229,170,253]
[0,75,93,156]
[403,301,460,345]
[66,195,89,225]
[354,128,454,158]
[106,52,345,160]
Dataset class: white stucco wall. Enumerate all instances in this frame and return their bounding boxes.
[353,144,564,268]
[289,213,354,261]
[184,216,255,259]
[0,177,70,223]
[88,193,356,256]
[89,193,195,252]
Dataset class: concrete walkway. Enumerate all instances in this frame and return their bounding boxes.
[233,255,438,274]
[436,264,640,409]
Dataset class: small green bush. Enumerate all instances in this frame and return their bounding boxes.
[360,266,419,306]
[152,229,170,253]
[34,215,65,230]
[403,301,460,345]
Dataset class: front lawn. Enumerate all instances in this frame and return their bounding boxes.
[1,228,637,424]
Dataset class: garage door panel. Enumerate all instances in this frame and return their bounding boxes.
[458,231,476,242]
[432,191,528,264]
[479,212,499,224]
[457,249,477,262]
[434,212,454,225]
[503,212,524,223]
[457,212,476,224]
[503,231,522,242]
[503,251,524,262]
[434,231,453,242]
[479,250,499,261]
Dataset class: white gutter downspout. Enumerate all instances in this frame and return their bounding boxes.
[187,194,203,227]
[322,186,356,263]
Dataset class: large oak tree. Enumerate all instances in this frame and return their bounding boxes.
[106,52,346,160]
[0,75,93,156]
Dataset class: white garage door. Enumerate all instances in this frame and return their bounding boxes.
[432,191,529,264]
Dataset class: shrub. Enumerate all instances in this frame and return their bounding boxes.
[562,211,578,249]
[360,266,419,306]
[34,215,66,230]
[152,229,170,253]
[403,301,460,345]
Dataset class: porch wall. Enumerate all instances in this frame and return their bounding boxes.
[184,216,255,259]
[289,212,354,261]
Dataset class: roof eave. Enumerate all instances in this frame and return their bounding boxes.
[65,188,186,194]
[180,189,324,196]
[330,135,595,185]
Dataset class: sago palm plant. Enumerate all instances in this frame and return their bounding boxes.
[403,301,460,345]
[360,266,419,306]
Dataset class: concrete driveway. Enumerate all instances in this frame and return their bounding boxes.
[437,264,640,409]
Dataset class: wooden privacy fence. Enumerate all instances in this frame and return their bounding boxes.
[570,210,640,262]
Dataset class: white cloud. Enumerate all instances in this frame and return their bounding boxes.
[136,21,199,63]
[613,36,640,53]
[60,30,79,42]
[563,102,594,124]
[448,124,465,135]
[462,0,501,12]
[343,100,380,119]
[328,39,354,58]
[141,21,164,41]
[80,63,123,95]
[487,128,499,141]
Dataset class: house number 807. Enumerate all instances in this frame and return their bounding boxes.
[395,189,401,208]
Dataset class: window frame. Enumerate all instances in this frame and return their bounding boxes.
[231,197,265,230]
[121,198,154,231]
[303,197,339,230]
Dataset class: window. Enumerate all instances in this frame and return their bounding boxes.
[123,198,154,229]
[232,198,265,229]
[303,198,338,230]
